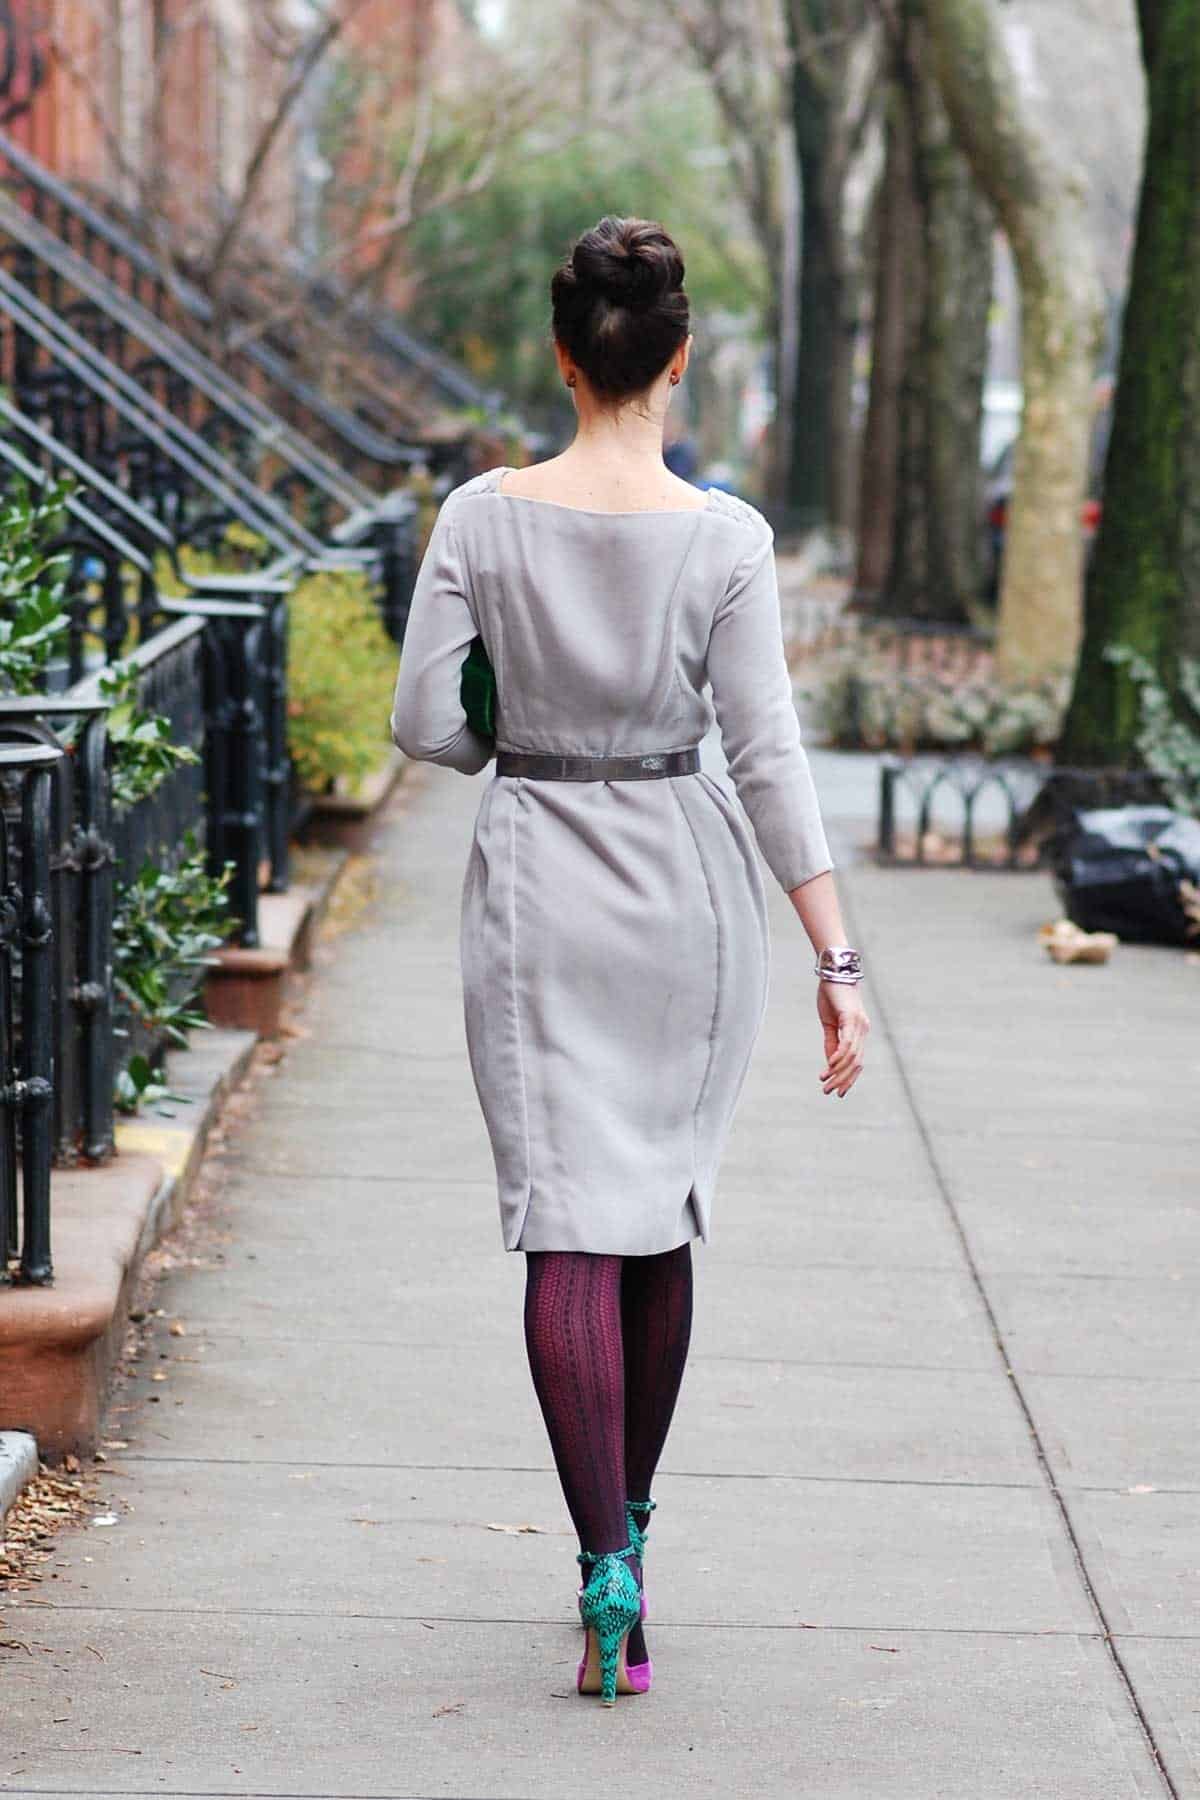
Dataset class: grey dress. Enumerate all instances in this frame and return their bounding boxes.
[390,464,833,1255]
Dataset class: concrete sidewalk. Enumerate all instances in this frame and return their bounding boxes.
[2,751,1197,1798]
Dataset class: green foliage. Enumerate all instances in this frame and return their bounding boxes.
[0,479,73,693]
[99,660,201,814]
[287,565,397,792]
[157,534,396,793]
[113,1053,188,1118]
[801,630,1070,755]
[393,80,757,425]
[99,648,234,1106]
[1104,644,1200,816]
[113,835,236,1053]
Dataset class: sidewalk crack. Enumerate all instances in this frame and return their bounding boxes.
[839,870,1180,1800]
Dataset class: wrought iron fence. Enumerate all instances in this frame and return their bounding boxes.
[0,126,432,1290]
[877,755,1168,869]
[0,126,422,491]
[0,258,419,642]
[0,742,61,1286]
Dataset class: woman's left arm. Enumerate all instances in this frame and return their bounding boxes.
[390,497,494,775]
[789,870,870,1100]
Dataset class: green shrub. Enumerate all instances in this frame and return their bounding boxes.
[98,659,201,811]
[157,536,397,793]
[1105,644,1200,816]
[0,479,73,693]
[287,566,397,792]
[113,833,235,1055]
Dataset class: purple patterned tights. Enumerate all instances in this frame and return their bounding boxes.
[523,1245,694,1662]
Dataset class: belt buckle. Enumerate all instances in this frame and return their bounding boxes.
[639,755,667,774]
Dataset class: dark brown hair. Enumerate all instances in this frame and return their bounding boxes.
[550,215,689,402]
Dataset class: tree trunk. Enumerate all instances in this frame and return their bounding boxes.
[911,41,991,618]
[859,7,991,623]
[789,140,849,529]
[924,0,1106,679]
[764,128,803,512]
[855,86,914,601]
[1059,0,1200,761]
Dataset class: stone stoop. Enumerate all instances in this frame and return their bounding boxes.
[299,748,408,856]
[204,849,350,1037]
[0,1027,256,1460]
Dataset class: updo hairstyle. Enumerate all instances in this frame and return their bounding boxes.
[550,215,689,401]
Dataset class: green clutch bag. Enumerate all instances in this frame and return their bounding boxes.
[460,635,497,742]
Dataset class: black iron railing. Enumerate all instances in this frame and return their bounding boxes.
[0,741,61,1285]
[0,409,296,889]
[0,126,443,1290]
[0,127,422,489]
[0,702,111,1163]
[877,755,1168,869]
[0,186,384,532]
[0,264,419,641]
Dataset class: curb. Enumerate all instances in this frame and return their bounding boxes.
[0,1029,258,1460]
[116,1026,259,1253]
[0,1430,38,1528]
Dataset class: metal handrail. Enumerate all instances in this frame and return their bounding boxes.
[222,220,503,417]
[0,435,287,932]
[0,263,330,561]
[0,128,419,474]
[0,187,380,519]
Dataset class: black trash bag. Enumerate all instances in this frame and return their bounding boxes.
[1049,805,1200,945]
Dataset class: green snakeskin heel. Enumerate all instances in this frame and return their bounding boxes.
[626,1497,655,1561]
[576,1543,643,1705]
[626,1497,655,1617]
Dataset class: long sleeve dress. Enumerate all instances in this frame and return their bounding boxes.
[390,464,833,1256]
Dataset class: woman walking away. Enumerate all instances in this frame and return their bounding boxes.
[390,215,869,1705]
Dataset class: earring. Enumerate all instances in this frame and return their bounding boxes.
[669,373,679,386]
[566,375,576,388]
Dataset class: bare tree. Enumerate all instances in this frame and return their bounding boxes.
[923,0,1106,679]
[40,0,600,371]
[784,0,876,530]
[599,0,875,522]
[856,0,992,621]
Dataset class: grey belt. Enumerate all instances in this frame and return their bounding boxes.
[495,747,701,781]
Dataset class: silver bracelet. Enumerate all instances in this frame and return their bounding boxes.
[814,946,863,985]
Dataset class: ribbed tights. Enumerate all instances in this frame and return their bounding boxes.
[523,1244,694,1664]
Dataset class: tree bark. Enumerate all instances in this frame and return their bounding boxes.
[784,3,872,532]
[1059,0,1200,761]
[858,5,991,621]
[924,0,1106,679]
[791,137,849,528]
[855,85,914,600]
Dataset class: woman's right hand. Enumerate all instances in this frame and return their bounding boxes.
[817,979,869,1098]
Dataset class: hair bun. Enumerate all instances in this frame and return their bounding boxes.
[550,215,689,401]
[572,219,682,314]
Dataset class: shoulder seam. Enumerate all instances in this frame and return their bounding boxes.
[704,488,770,535]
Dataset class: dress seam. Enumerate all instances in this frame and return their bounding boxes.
[669,780,723,1185]
[508,784,535,1247]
